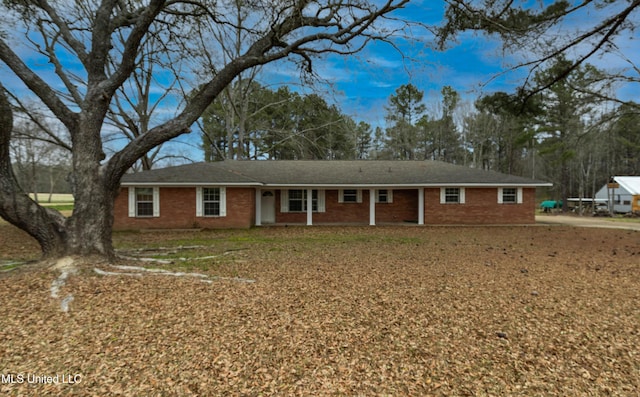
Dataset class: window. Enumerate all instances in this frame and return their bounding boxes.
[136,188,154,216]
[376,189,393,203]
[498,187,523,204]
[444,188,461,203]
[288,189,305,212]
[281,190,324,213]
[501,188,517,203]
[342,189,358,202]
[440,187,465,204]
[128,187,159,217]
[203,188,221,216]
[196,187,226,217]
[339,189,362,203]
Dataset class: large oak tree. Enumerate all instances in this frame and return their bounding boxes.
[0,0,408,260]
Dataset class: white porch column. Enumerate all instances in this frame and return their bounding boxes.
[369,188,376,226]
[306,188,313,226]
[255,189,262,226]
[418,187,424,225]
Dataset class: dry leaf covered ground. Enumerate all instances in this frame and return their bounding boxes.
[1,223,639,396]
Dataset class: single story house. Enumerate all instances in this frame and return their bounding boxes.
[114,160,552,230]
[595,176,640,214]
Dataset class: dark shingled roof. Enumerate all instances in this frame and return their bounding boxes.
[121,160,551,187]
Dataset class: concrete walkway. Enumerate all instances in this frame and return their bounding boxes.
[536,214,640,231]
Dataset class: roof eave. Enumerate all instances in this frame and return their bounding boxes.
[120,182,262,187]
[121,182,552,188]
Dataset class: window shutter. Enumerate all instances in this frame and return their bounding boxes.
[318,190,326,212]
[152,187,160,217]
[356,189,362,203]
[128,187,136,217]
[196,187,203,217]
[497,188,504,204]
[280,190,289,212]
[219,187,227,216]
[517,188,523,204]
[440,188,446,204]
[460,188,466,204]
[338,189,344,203]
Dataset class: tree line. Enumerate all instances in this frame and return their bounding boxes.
[200,82,372,161]
[200,54,640,210]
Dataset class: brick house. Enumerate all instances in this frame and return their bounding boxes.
[114,160,551,230]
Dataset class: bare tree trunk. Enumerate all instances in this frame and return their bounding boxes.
[1,86,119,259]
[64,182,116,259]
[0,87,66,258]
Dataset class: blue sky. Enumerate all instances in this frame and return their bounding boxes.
[260,0,640,130]
[2,1,639,162]
[178,0,640,159]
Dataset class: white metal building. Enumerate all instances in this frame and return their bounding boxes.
[595,176,640,213]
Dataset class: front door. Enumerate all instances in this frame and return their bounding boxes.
[261,191,275,224]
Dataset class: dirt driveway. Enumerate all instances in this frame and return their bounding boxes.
[536,214,640,231]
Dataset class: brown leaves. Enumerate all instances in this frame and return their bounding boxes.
[0,225,639,395]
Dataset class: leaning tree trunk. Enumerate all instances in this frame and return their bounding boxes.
[1,86,119,260]
[0,85,67,258]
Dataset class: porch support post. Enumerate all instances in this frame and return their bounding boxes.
[255,188,262,226]
[418,187,424,225]
[369,188,376,226]
[306,188,313,226]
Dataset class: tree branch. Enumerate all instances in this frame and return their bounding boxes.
[0,39,79,134]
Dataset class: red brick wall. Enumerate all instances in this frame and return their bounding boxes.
[114,186,537,229]
[376,190,419,223]
[113,187,254,230]
[423,187,536,224]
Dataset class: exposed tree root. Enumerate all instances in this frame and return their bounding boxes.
[0,261,25,272]
[46,251,255,312]
[93,268,142,277]
[119,245,207,254]
[60,295,74,313]
[49,257,78,313]
[93,264,255,284]
[116,248,243,264]
[116,256,173,264]
[109,264,209,278]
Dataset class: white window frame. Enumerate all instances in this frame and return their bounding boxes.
[338,189,362,203]
[498,187,523,204]
[376,189,393,203]
[280,190,325,213]
[196,187,227,217]
[440,187,465,204]
[128,187,159,218]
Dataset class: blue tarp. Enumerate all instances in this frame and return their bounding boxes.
[540,200,562,209]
